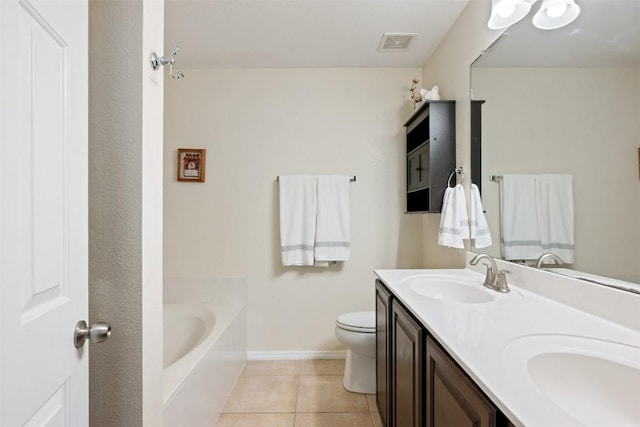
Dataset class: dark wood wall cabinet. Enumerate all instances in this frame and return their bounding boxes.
[404,101,456,213]
[375,280,512,427]
[470,100,485,195]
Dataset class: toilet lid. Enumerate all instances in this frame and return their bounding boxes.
[336,311,375,333]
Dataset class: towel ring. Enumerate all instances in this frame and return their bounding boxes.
[447,167,464,187]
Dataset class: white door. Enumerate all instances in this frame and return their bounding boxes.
[0,0,89,425]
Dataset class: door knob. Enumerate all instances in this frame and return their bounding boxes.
[74,320,111,348]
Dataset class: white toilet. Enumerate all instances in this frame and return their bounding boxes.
[334,311,376,394]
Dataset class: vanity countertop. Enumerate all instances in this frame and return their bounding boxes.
[374,258,640,426]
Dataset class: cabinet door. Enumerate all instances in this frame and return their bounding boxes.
[426,337,496,427]
[416,145,430,189]
[407,144,430,193]
[407,151,420,192]
[375,281,392,426]
[392,300,424,427]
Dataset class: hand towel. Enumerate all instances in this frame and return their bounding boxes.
[470,184,492,249]
[500,175,543,260]
[535,174,575,263]
[438,184,469,249]
[315,175,351,262]
[278,175,317,266]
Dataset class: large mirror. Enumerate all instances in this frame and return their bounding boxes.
[471,0,640,284]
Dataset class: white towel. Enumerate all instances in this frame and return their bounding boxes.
[535,174,574,263]
[470,184,492,249]
[500,175,543,260]
[315,175,351,262]
[438,184,469,249]
[279,175,317,266]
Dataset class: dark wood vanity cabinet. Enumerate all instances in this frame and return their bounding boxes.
[376,280,393,426]
[404,101,456,213]
[426,337,497,427]
[391,299,425,427]
[375,280,511,427]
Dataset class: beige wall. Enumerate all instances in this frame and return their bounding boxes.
[163,68,423,352]
[420,0,503,267]
[473,67,640,282]
[89,0,164,424]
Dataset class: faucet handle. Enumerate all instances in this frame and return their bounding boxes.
[496,270,511,293]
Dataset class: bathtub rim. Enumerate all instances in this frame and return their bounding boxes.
[163,298,246,406]
[163,303,216,369]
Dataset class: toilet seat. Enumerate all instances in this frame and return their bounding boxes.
[336,311,375,333]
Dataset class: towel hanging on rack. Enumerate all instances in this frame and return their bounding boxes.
[498,174,574,261]
[438,184,469,249]
[500,175,543,260]
[278,175,353,267]
[315,176,351,262]
[535,174,574,262]
[470,184,492,248]
[278,176,317,266]
[438,168,468,249]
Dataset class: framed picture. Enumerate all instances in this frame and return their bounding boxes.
[177,148,206,182]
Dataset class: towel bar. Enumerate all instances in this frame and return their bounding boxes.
[277,175,356,182]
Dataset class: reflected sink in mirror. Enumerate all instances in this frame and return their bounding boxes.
[400,275,495,304]
[502,334,640,426]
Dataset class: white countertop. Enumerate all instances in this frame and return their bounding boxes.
[374,260,640,427]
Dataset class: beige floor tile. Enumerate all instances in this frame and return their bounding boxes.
[216,413,295,427]
[294,412,373,427]
[243,360,302,376]
[223,375,299,413]
[299,359,345,375]
[370,410,384,427]
[296,375,369,413]
[365,394,377,412]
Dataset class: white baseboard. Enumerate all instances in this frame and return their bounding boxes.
[247,350,347,360]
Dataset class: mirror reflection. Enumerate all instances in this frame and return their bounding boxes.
[471,0,640,284]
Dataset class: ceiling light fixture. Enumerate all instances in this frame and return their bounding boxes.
[532,0,581,30]
[487,0,580,30]
[488,0,532,30]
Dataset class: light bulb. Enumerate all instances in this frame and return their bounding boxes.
[546,3,568,18]
[498,4,516,18]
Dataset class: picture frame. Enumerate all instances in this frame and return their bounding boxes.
[177,148,206,182]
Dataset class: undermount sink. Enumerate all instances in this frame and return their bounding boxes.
[502,334,640,426]
[401,274,494,304]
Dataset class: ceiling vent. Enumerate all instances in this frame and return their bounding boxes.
[377,33,418,52]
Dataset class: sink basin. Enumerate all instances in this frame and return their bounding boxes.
[401,275,494,304]
[502,334,640,426]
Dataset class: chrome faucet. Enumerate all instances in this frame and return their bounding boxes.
[469,253,510,293]
[535,253,566,269]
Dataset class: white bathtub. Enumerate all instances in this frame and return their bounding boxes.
[163,290,247,426]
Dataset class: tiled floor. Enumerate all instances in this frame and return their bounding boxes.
[217,359,383,427]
